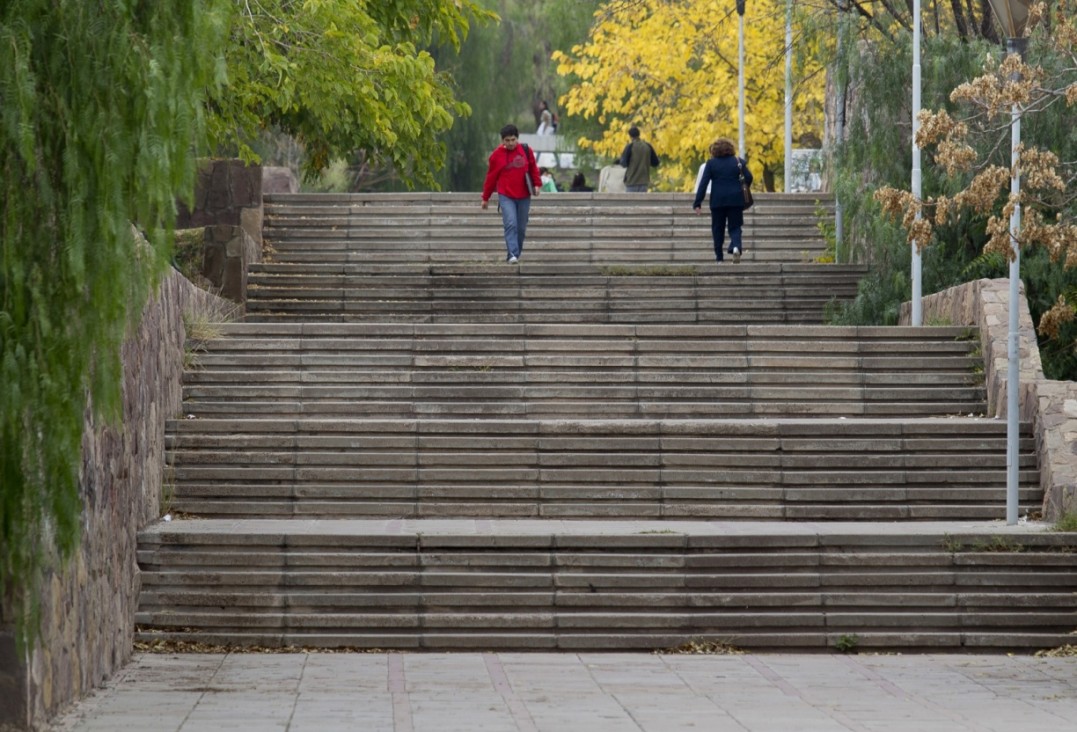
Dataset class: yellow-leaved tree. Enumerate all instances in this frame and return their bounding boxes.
[553,0,826,191]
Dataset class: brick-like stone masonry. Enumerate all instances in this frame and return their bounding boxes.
[901,278,1077,519]
[0,271,235,730]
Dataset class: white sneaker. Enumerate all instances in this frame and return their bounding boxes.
[507,255,518,264]
[732,247,741,263]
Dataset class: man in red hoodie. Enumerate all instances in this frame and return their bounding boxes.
[481,124,542,263]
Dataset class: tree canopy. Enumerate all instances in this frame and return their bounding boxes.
[553,0,827,191]
[1,0,229,645]
[210,0,496,185]
[0,0,496,645]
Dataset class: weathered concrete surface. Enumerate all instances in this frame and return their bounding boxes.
[900,278,1076,519]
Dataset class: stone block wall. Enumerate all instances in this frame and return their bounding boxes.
[0,270,234,730]
[176,160,282,306]
[176,159,263,250]
[201,224,260,303]
[900,278,1076,520]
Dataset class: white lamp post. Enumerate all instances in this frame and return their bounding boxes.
[911,0,923,325]
[784,0,792,191]
[737,0,746,158]
[987,0,1031,525]
[834,1,848,261]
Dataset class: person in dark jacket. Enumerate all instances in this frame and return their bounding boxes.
[693,138,753,263]
[618,126,660,192]
[481,124,542,263]
[569,172,593,192]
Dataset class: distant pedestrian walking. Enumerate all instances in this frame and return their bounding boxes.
[693,138,753,264]
[618,127,660,192]
[481,124,542,264]
[537,100,555,135]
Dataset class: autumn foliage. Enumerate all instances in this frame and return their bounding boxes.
[552,0,826,191]
[875,1,1077,338]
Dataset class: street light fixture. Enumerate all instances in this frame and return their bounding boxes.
[737,1,746,158]
[986,0,1031,525]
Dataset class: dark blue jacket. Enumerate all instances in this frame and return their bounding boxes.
[693,155,753,209]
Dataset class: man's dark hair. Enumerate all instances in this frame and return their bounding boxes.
[628,126,640,138]
[500,124,519,139]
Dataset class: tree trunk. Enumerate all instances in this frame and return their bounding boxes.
[950,0,969,38]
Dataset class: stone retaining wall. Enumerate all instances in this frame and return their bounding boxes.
[177,160,283,306]
[900,278,1076,519]
[0,270,234,730]
[176,159,263,250]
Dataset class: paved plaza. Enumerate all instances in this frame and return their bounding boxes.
[48,651,1077,731]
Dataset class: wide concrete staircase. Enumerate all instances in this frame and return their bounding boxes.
[138,193,1077,653]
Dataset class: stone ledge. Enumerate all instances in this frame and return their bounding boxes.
[899,278,1074,519]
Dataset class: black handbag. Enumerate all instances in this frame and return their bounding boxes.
[737,157,753,209]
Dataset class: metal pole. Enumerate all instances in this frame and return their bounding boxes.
[910,0,923,325]
[1005,36,1026,525]
[738,9,746,158]
[784,0,792,192]
[834,1,847,262]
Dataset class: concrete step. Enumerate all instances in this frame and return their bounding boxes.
[262,192,836,265]
[163,418,1040,520]
[134,519,1077,652]
[142,190,1066,654]
[242,264,867,324]
[179,323,986,418]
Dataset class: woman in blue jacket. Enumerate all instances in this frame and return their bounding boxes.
[693,138,753,263]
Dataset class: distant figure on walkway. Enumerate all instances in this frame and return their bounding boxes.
[618,126,660,192]
[693,138,753,264]
[537,100,555,135]
[570,173,593,192]
[540,167,559,193]
[481,124,541,264]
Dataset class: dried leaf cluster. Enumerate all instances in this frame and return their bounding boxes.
[874,2,1077,336]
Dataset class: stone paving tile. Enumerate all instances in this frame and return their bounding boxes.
[46,652,1077,732]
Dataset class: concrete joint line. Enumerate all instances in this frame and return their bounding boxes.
[387,653,414,732]
[484,653,539,732]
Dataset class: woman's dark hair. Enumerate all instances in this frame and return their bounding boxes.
[710,138,735,158]
[500,124,520,139]
[571,173,585,188]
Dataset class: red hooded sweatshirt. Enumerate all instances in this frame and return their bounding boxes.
[482,143,541,202]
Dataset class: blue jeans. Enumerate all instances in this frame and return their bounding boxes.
[498,194,531,259]
[709,206,744,261]
[625,184,648,193]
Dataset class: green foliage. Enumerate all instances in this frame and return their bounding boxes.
[210,0,496,187]
[0,0,227,647]
[431,0,601,191]
[826,28,1077,379]
[834,633,860,653]
[1054,512,1077,532]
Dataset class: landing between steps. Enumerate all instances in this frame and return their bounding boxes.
[142,518,1059,546]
